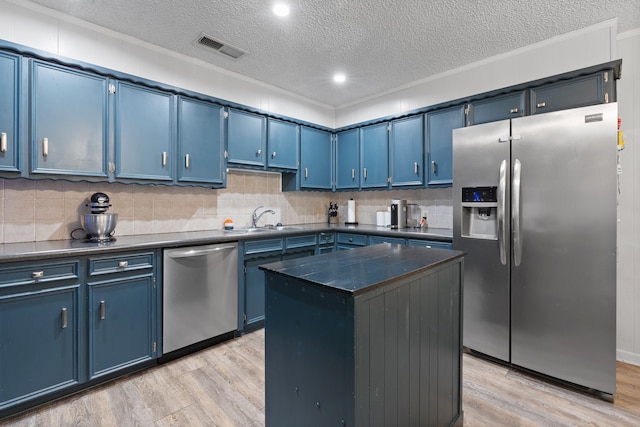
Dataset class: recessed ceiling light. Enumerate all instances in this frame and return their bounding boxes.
[273,3,290,17]
[333,73,346,84]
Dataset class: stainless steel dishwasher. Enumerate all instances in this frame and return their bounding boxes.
[163,242,238,354]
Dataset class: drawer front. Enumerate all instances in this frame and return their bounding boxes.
[336,233,367,246]
[0,261,79,288]
[244,238,284,255]
[318,232,335,245]
[369,235,406,246]
[406,239,452,250]
[89,252,154,276]
[285,234,318,250]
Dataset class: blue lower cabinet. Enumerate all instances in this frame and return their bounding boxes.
[369,235,406,246]
[0,285,80,409]
[406,239,452,250]
[88,275,156,379]
[244,254,282,328]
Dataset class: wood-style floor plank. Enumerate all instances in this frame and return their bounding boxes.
[2,329,639,426]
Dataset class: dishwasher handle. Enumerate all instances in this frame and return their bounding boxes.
[166,245,237,259]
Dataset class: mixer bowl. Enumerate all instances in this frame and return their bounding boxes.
[80,213,118,240]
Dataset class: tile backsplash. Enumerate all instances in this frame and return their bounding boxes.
[0,170,452,244]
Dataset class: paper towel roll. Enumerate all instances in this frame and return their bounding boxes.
[376,211,385,226]
[347,199,356,224]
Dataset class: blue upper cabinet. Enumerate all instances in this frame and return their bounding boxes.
[177,97,225,186]
[335,128,360,189]
[426,105,465,186]
[469,91,526,125]
[30,60,108,178]
[115,82,174,182]
[300,126,332,189]
[390,115,423,187]
[530,71,613,114]
[0,52,20,173]
[227,108,266,167]
[360,122,389,189]
[267,118,298,170]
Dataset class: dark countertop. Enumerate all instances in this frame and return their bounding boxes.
[260,243,465,296]
[0,223,452,264]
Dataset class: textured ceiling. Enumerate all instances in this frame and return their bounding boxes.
[19,0,640,108]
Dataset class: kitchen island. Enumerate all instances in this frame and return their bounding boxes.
[260,243,465,427]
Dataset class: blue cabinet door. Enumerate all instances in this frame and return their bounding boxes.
[469,91,526,125]
[0,286,79,408]
[267,119,298,170]
[116,82,174,181]
[31,60,108,177]
[245,254,281,327]
[360,123,389,188]
[390,115,423,187]
[227,108,266,167]
[335,128,360,189]
[530,71,612,114]
[426,106,465,186]
[177,97,225,185]
[88,274,155,379]
[300,126,332,189]
[0,52,20,173]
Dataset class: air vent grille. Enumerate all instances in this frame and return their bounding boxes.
[197,34,246,59]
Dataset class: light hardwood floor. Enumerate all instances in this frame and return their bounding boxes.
[2,329,640,426]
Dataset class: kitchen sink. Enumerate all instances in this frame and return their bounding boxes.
[224,227,271,234]
[223,225,309,234]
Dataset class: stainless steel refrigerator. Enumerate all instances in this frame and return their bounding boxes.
[452,103,617,396]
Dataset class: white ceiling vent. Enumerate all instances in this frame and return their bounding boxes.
[196,33,246,60]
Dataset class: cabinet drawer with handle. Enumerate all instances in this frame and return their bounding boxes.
[88,252,154,276]
[336,233,367,246]
[0,261,79,288]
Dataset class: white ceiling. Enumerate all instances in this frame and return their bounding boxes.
[20,0,640,108]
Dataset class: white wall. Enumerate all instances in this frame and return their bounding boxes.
[616,29,640,366]
[1,0,640,366]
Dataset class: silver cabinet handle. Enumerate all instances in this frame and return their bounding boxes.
[0,132,6,152]
[118,260,128,268]
[348,237,353,242]
[512,159,523,267]
[43,137,49,157]
[305,167,308,178]
[185,153,190,169]
[272,151,277,158]
[536,102,546,108]
[497,159,507,266]
[351,168,355,180]
[61,307,68,329]
[162,151,167,167]
[414,162,418,175]
[431,161,437,175]
[32,271,44,279]
[100,301,106,320]
[257,149,262,157]
[363,167,367,179]
[510,108,519,114]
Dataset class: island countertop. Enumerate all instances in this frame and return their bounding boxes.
[259,242,465,296]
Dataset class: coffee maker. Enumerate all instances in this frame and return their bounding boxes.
[390,199,407,229]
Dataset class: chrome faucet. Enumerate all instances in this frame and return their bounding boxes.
[251,206,276,228]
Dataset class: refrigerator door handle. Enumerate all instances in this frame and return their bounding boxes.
[512,158,523,266]
[498,159,507,265]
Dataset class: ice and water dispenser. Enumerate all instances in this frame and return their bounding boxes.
[460,187,498,240]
